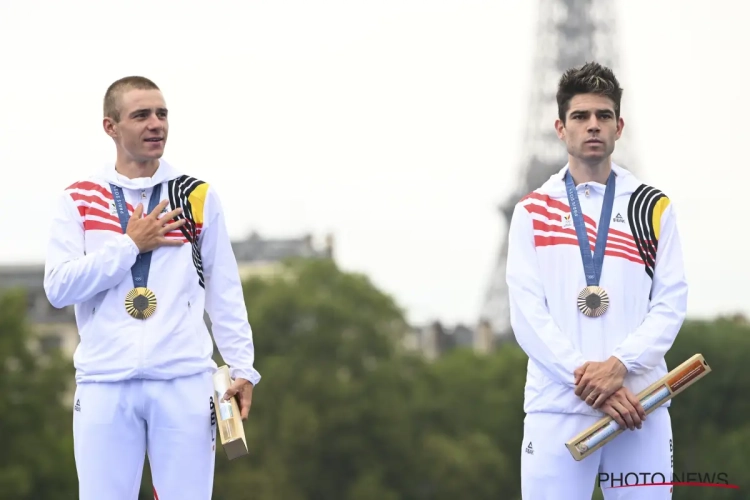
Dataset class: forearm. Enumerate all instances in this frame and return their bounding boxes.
[207,286,261,385]
[44,235,139,308]
[509,287,587,387]
[611,289,687,374]
[200,186,261,385]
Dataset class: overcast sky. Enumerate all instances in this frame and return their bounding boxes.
[0,0,745,327]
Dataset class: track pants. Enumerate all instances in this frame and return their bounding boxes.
[521,407,673,500]
[72,371,217,500]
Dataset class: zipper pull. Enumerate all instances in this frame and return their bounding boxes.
[140,190,147,217]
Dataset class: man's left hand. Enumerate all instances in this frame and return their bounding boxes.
[574,357,627,409]
[223,378,254,420]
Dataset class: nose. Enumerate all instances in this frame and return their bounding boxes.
[587,116,601,132]
[146,115,163,130]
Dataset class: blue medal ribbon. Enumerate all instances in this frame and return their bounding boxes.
[564,169,616,287]
[110,183,162,289]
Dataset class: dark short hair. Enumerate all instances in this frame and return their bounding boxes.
[556,62,623,123]
[103,76,160,122]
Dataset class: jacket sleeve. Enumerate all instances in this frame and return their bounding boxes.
[44,190,140,308]
[506,202,587,387]
[612,201,688,374]
[200,187,262,386]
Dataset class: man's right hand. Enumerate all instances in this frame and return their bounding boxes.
[126,200,187,253]
[599,387,647,431]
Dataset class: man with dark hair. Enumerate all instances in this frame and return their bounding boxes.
[506,61,688,498]
[43,76,261,499]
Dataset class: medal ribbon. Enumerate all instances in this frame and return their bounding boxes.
[110,183,162,289]
[564,169,616,287]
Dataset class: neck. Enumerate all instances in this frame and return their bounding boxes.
[567,157,612,185]
[115,159,160,179]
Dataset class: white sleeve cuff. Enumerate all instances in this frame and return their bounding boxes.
[230,367,262,386]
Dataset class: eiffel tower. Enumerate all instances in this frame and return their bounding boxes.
[478,0,637,338]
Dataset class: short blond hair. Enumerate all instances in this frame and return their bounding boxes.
[103,76,160,122]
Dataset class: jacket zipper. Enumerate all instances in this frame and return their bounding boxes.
[139,188,147,375]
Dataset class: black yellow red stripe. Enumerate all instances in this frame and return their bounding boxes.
[627,184,669,279]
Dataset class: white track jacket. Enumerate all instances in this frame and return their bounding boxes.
[506,163,688,416]
[44,160,261,386]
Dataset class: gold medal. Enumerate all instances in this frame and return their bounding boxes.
[577,286,609,317]
[125,287,157,319]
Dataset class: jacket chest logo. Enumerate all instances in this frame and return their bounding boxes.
[561,211,627,228]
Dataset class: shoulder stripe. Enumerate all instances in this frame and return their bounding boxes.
[64,179,187,241]
[168,175,208,288]
[521,190,644,266]
[627,184,669,279]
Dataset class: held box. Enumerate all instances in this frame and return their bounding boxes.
[565,353,711,461]
[212,365,249,460]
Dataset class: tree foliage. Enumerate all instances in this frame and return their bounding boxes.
[1,260,748,500]
[0,289,77,500]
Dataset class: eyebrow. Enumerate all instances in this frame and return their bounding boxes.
[129,107,168,118]
[569,109,614,115]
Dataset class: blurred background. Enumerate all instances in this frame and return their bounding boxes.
[0,0,746,499]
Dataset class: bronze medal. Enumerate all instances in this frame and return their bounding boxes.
[125,287,157,320]
[563,169,617,319]
[577,286,609,317]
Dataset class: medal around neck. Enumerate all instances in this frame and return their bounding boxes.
[125,287,157,319]
[110,182,163,320]
[564,169,616,318]
[577,286,609,317]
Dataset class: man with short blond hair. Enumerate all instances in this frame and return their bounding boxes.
[44,76,260,499]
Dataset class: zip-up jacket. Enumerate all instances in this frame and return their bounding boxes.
[506,163,687,416]
[43,160,261,386]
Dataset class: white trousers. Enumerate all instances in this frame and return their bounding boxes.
[521,407,673,500]
[72,371,217,500]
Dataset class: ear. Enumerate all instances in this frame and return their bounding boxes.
[103,117,118,139]
[615,116,625,139]
[554,118,566,140]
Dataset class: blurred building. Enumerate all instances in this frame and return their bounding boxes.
[402,320,496,360]
[0,231,334,359]
[234,231,334,281]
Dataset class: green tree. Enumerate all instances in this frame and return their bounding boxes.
[210,258,419,500]
[0,289,77,499]
[410,345,527,500]
[665,316,750,499]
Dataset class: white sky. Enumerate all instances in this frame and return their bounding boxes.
[0,0,745,327]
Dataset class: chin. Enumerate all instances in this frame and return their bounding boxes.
[577,152,607,164]
[142,150,165,160]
